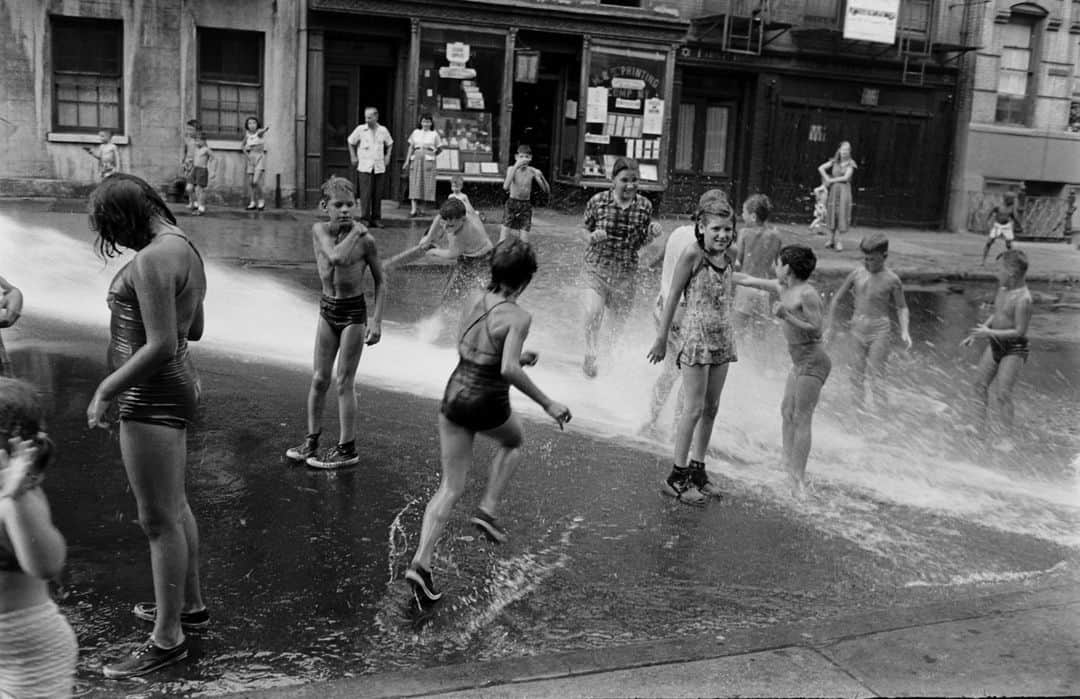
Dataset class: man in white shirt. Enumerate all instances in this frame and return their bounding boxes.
[347,107,394,228]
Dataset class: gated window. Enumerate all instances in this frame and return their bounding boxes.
[51,17,123,133]
[674,101,732,175]
[995,17,1037,126]
[198,28,263,139]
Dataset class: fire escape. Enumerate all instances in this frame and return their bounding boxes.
[692,0,799,56]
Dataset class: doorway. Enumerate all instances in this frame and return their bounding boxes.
[510,78,559,179]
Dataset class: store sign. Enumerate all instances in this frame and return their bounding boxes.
[843,0,900,44]
[861,88,880,106]
[440,42,476,80]
[515,50,540,84]
[446,42,470,64]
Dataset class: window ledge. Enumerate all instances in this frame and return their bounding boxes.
[48,132,129,145]
[206,139,244,151]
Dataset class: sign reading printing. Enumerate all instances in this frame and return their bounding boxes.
[843,0,900,44]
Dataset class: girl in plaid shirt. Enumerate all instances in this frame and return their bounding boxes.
[579,157,662,378]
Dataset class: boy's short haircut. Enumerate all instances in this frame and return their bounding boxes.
[439,198,467,220]
[1001,248,1028,276]
[859,232,889,254]
[488,238,538,292]
[186,119,200,128]
[320,175,354,202]
[743,193,772,224]
[516,144,532,156]
[450,175,464,187]
[1002,191,1016,204]
[780,244,817,280]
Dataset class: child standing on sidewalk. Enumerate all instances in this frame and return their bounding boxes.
[647,192,737,506]
[735,245,831,497]
[982,192,1021,264]
[825,233,911,415]
[190,133,214,216]
[500,145,549,243]
[241,117,269,210]
[181,120,199,212]
[285,176,385,469]
[447,175,479,217]
[84,129,121,181]
[733,194,783,360]
[963,249,1032,447]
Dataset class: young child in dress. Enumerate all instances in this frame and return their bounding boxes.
[241,116,270,210]
[982,191,1021,264]
[735,245,831,497]
[500,145,549,243]
[84,129,121,181]
[809,180,829,235]
[648,192,737,506]
[190,133,214,216]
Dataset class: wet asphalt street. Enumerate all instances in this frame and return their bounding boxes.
[1,202,1078,696]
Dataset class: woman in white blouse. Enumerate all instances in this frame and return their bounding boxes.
[405,113,443,217]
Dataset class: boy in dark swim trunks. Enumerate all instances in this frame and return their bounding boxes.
[735,245,830,497]
[286,176,385,469]
[405,239,571,606]
[962,249,1032,446]
[499,145,549,244]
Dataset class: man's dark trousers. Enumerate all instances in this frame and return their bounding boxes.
[357,171,384,225]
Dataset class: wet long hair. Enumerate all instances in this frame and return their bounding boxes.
[488,239,538,294]
[0,378,53,472]
[89,173,177,258]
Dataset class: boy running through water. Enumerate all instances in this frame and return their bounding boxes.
[825,233,911,414]
[735,245,831,497]
[982,192,1021,264]
[962,249,1032,445]
[286,176,385,469]
[500,145,549,243]
[733,194,783,362]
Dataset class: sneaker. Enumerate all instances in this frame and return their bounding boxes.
[306,443,359,470]
[133,602,210,630]
[688,461,724,499]
[582,355,598,379]
[256,200,265,210]
[197,205,206,214]
[661,469,707,507]
[470,509,508,544]
[405,564,443,605]
[246,201,257,210]
[285,435,319,463]
[102,638,189,679]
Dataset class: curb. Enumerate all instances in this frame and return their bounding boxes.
[232,583,1080,698]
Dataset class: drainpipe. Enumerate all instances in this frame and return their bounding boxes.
[295,0,308,208]
[945,0,980,232]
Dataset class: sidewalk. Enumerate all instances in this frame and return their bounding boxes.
[238,583,1080,698]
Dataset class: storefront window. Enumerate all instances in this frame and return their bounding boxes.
[419,28,505,177]
[581,45,668,184]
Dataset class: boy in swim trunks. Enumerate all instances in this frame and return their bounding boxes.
[733,194,783,365]
[825,233,911,415]
[500,145,549,244]
[286,176,385,469]
[735,245,830,497]
[962,249,1032,444]
[982,191,1021,264]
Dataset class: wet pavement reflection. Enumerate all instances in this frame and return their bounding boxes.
[0,209,1077,696]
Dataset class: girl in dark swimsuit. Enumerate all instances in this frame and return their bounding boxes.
[0,378,76,697]
[406,239,571,606]
[86,174,208,679]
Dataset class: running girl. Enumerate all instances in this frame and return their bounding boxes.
[406,240,571,606]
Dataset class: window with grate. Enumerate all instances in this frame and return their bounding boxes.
[995,19,1036,126]
[198,28,264,140]
[51,16,123,133]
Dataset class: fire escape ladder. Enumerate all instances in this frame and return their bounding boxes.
[722,0,767,56]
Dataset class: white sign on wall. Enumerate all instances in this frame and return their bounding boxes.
[843,0,901,44]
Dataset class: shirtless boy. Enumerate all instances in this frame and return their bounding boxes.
[735,245,830,496]
[982,191,1021,264]
[500,145,550,243]
[825,233,911,414]
[962,249,1032,442]
[286,176,385,469]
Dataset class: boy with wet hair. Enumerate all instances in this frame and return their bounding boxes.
[500,145,549,244]
[963,249,1032,443]
[982,191,1021,264]
[735,244,830,497]
[825,232,911,414]
[286,175,385,469]
[733,193,783,357]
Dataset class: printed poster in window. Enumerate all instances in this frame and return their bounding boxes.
[586,87,609,124]
[643,98,664,135]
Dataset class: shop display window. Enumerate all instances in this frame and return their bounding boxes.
[419,28,505,176]
[581,45,667,183]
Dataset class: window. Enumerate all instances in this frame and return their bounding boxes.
[995,18,1037,126]
[600,0,642,7]
[51,17,123,133]
[673,100,732,175]
[198,29,263,139]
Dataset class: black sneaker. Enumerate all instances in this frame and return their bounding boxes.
[133,602,210,630]
[306,443,359,469]
[470,509,508,544]
[661,469,706,507]
[405,564,443,605]
[102,638,189,679]
[285,434,319,462]
[688,461,724,499]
